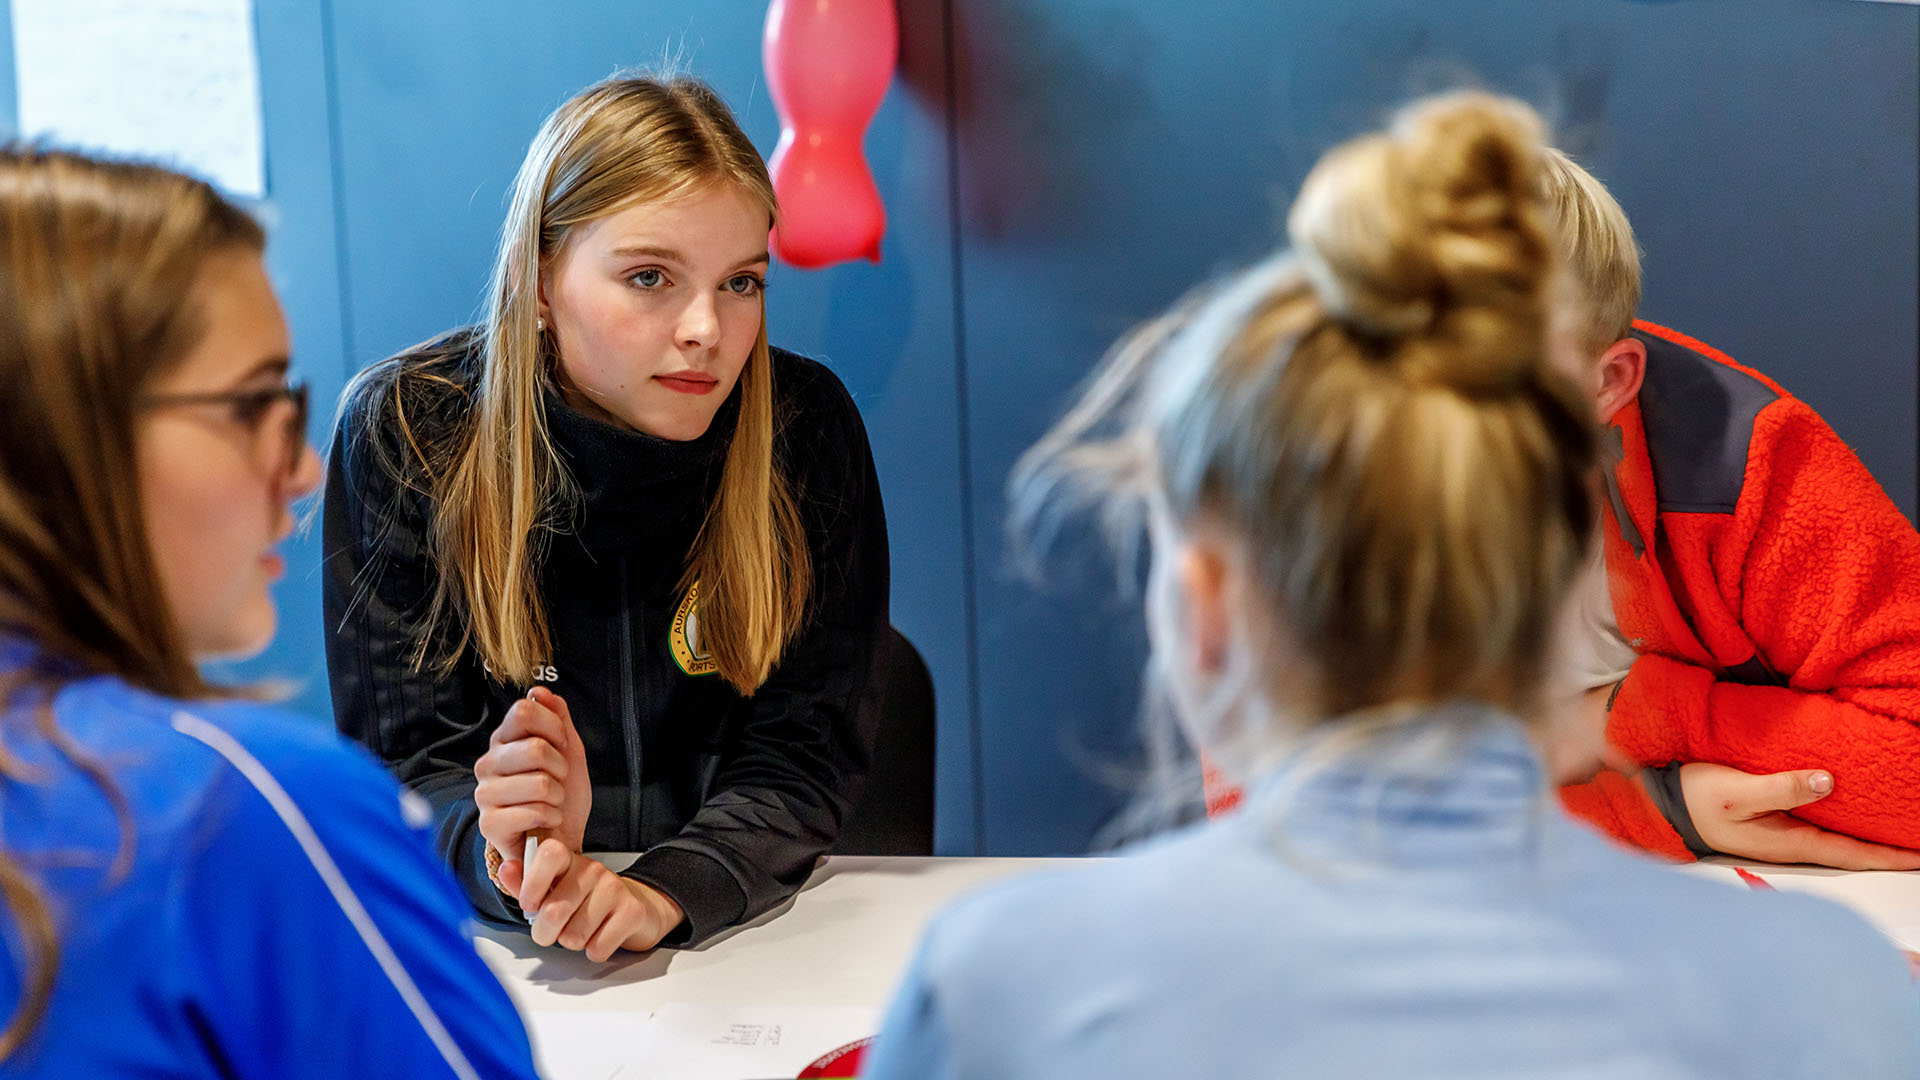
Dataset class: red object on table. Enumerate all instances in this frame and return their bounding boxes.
[797,1036,872,1078]
[762,0,897,268]
[1733,867,1775,891]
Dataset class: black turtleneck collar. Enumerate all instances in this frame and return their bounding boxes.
[541,378,741,552]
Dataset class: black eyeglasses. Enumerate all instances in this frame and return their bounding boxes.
[138,381,310,476]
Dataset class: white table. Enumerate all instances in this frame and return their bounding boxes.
[477,854,1920,1078]
[476,855,1080,1015]
[479,854,1920,1010]
[478,856,1077,1079]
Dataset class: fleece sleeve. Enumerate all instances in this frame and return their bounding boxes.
[1602,398,1920,850]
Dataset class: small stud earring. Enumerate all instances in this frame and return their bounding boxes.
[536,317,546,332]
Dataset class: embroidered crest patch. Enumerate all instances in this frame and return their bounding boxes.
[670,579,717,676]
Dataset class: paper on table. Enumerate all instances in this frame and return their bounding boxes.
[8,0,267,197]
[617,1003,877,1080]
[527,1010,652,1080]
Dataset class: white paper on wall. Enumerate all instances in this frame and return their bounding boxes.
[9,0,266,198]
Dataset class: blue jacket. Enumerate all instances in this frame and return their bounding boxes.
[866,711,1919,1079]
[0,644,538,1079]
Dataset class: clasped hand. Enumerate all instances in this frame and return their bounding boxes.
[473,686,684,958]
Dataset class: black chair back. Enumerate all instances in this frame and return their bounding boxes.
[833,626,936,856]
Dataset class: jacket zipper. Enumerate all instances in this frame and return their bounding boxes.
[617,556,642,843]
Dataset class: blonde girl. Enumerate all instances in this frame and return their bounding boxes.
[324,74,888,956]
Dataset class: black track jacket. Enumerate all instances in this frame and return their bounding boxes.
[322,332,888,946]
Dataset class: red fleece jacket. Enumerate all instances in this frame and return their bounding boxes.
[1557,321,1920,858]
[1207,322,1920,860]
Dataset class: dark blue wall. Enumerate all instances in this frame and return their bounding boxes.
[5,0,1915,855]
[948,0,1920,853]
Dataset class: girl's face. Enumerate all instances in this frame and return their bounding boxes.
[136,250,323,660]
[540,183,771,441]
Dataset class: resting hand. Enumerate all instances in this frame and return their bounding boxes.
[1679,763,1920,870]
[499,841,685,960]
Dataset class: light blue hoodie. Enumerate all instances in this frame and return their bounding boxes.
[867,710,1919,1079]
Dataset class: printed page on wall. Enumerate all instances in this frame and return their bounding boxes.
[9,0,266,198]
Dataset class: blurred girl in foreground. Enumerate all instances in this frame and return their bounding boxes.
[863,93,1918,1079]
[0,147,536,1079]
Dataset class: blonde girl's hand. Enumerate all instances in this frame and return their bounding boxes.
[500,841,686,961]
[474,687,591,878]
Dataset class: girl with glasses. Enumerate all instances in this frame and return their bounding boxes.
[0,147,538,1079]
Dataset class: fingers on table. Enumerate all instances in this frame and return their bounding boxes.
[519,838,576,920]
[556,871,626,954]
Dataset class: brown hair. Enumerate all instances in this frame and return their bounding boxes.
[1016,93,1598,781]
[0,145,265,1058]
[347,74,810,693]
[1539,147,1642,350]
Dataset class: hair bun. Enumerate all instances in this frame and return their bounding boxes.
[1286,91,1552,394]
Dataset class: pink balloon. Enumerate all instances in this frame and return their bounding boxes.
[763,0,897,268]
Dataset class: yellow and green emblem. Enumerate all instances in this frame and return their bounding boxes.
[670,580,717,677]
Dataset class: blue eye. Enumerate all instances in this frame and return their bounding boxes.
[629,268,666,289]
[726,274,765,297]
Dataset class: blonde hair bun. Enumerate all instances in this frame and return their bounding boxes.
[1015,88,1602,766]
[1287,91,1552,395]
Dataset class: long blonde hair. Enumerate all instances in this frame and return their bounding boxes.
[1015,93,1598,791]
[0,145,265,1059]
[349,75,810,693]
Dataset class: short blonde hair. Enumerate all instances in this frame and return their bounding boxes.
[1540,147,1641,349]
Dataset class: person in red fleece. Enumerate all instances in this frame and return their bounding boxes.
[1210,150,1920,871]
[1538,149,1920,868]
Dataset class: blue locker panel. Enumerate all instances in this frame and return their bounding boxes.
[951,0,1919,853]
[217,0,357,717]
